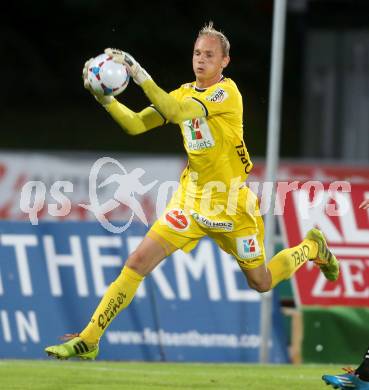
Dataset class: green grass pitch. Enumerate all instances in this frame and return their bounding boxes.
[0,360,342,389]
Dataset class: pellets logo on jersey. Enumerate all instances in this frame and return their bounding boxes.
[236,235,261,259]
[183,117,215,151]
[206,88,229,103]
[190,119,203,140]
[165,209,190,231]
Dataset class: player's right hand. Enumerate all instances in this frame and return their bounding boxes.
[82,58,113,106]
[82,58,93,90]
[104,48,151,85]
[359,199,369,210]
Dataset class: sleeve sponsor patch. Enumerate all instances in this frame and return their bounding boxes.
[206,88,229,103]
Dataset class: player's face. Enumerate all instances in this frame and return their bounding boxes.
[193,35,230,88]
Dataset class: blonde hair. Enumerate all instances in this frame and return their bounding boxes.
[198,21,230,57]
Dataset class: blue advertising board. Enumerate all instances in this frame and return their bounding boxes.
[0,221,288,362]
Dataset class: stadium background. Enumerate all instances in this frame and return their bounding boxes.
[3,0,368,158]
[1,0,369,369]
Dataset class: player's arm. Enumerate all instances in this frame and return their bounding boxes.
[104,100,165,135]
[105,49,205,123]
[141,80,205,123]
[82,58,164,135]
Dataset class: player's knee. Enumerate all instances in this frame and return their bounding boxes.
[248,279,271,293]
[125,250,147,274]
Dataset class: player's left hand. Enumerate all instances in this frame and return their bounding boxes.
[104,48,151,85]
[82,58,113,105]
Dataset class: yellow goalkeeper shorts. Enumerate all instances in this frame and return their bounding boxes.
[148,185,266,270]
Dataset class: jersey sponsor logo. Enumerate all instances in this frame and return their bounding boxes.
[183,118,215,151]
[236,235,261,259]
[191,211,234,231]
[165,208,190,231]
[235,140,253,174]
[206,88,229,103]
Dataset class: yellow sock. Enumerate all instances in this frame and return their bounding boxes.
[267,239,318,289]
[80,266,144,344]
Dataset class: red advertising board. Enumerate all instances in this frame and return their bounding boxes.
[279,182,369,307]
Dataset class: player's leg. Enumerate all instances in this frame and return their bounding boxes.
[45,233,176,360]
[78,233,176,343]
[356,346,369,382]
[322,367,369,389]
[220,186,317,290]
[242,222,339,290]
[239,262,270,293]
[322,346,369,389]
[209,224,271,292]
[212,213,333,291]
[236,186,339,289]
[266,237,318,289]
[243,230,339,290]
[236,238,319,292]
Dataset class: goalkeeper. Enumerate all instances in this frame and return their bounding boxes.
[45,22,339,360]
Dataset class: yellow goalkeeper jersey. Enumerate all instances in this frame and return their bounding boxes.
[170,77,253,212]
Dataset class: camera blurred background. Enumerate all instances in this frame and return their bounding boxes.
[2,0,368,159]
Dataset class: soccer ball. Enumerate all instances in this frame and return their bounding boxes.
[87,53,130,96]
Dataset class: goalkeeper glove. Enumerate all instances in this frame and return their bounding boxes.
[104,48,151,85]
[82,58,114,106]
